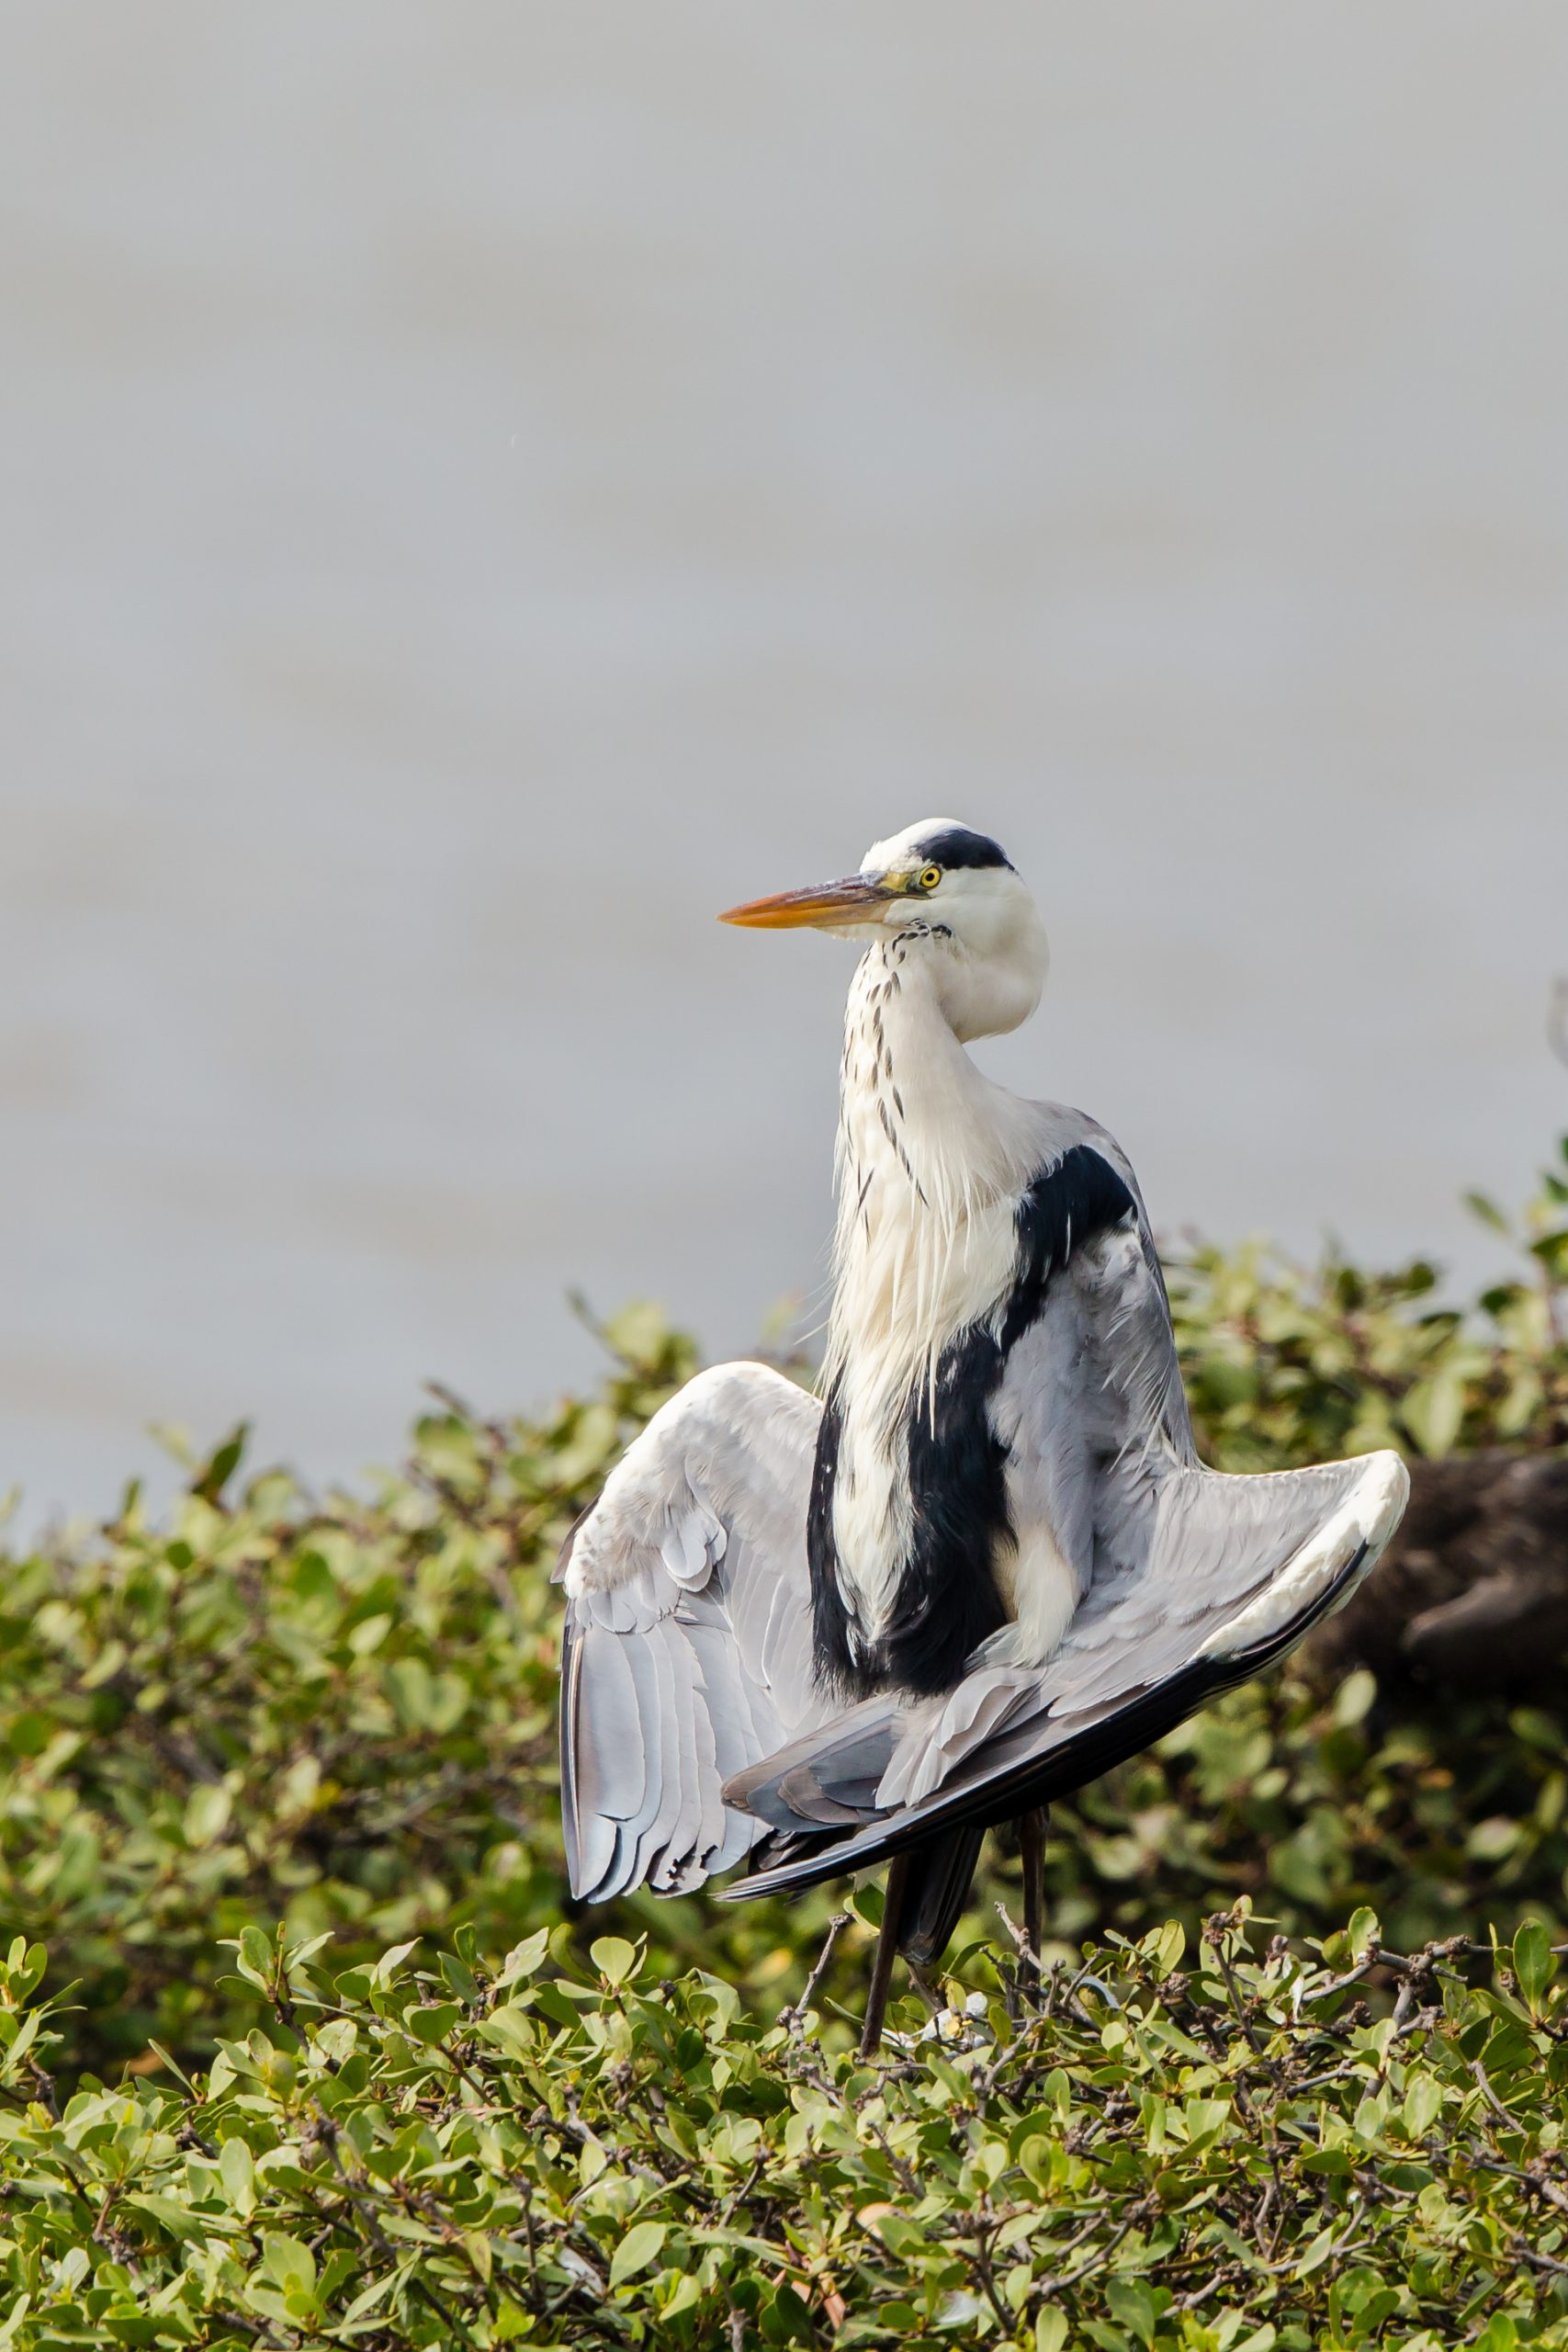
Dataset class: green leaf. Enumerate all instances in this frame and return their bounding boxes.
[1530,1228,1568,1282]
[260,2233,316,2291]
[1403,2074,1442,2139]
[220,2135,254,2217]
[1463,1189,1511,1235]
[1105,2277,1158,2348]
[530,1982,587,2031]
[1513,1917,1556,2013]
[1144,1919,1185,1979]
[340,2265,411,2325]
[602,1299,675,1369]
[1180,2096,1231,2152]
[1347,1905,1381,1962]
[1468,1816,1520,1862]
[495,1928,550,1986]
[184,1781,232,1849]
[1332,1668,1377,1728]
[404,2002,463,2047]
[123,2192,212,2242]
[1402,1368,1467,1457]
[763,2284,815,2341]
[191,1421,250,1503]
[478,2006,536,2060]
[609,2220,667,2289]
[591,1936,638,1986]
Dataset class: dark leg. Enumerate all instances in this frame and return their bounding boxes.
[1018,1807,1048,2003]
[859,1850,912,2058]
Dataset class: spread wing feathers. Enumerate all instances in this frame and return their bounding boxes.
[558,1362,830,1901]
[723,1449,1409,1902]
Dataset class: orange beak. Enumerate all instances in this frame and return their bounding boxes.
[717,876,890,930]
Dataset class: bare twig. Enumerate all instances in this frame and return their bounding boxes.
[782,1913,850,2036]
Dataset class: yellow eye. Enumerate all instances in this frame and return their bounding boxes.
[918,865,941,892]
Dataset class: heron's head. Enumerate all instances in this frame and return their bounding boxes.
[720,820,1048,1042]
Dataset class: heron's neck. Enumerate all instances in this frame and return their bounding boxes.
[823,933,1042,1400]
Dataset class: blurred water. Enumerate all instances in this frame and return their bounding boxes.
[2,3,1566,1523]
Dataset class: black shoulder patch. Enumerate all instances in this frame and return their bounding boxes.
[913,825,1013,873]
[1001,1144,1138,1350]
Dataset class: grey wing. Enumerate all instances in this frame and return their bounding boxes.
[728,1453,1410,1898]
[558,1361,830,1902]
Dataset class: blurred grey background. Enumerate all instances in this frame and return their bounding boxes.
[3,4,1566,1522]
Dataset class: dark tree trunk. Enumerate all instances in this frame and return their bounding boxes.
[1303,1451,1568,1690]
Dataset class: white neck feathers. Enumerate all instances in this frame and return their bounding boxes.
[820,927,1045,1640]
[823,929,1043,1414]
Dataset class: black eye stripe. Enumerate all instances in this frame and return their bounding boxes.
[910,826,1012,872]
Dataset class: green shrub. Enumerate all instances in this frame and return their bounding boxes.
[0,1310,701,2081]
[4,1906,1568,2348]
[1168,1137,1568,1469]
[0,1148,1562,2342]
[1,1151,1565,2086]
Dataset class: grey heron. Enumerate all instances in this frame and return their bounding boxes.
[557,820,1408,2052]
